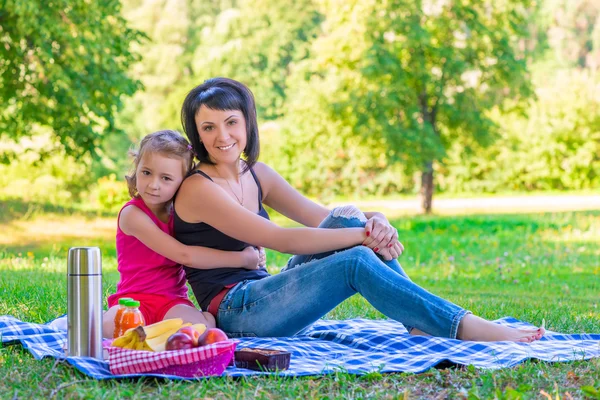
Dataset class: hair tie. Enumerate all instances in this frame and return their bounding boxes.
[187,144,193,150]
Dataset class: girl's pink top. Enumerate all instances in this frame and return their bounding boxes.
[108,197,188,302]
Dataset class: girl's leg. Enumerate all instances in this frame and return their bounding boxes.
[218,246,542,342]
[102,305,119,338]
[163,304,216,329]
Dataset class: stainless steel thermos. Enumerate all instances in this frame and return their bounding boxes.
[67,247,103,359]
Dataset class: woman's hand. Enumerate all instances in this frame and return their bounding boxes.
[241,246,261,270]
[362,214,404,261]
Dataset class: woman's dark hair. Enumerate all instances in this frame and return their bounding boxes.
[181,77,259,172]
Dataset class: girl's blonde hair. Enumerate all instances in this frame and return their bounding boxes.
[125,130,194,198]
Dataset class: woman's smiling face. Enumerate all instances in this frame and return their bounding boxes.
[195,106,247,165]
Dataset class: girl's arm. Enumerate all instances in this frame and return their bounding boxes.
[119,205,259,269]
[175,175,366,254]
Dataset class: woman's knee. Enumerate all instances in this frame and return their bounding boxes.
[344,246,383,267]
[318,205,367,229]
[331,205,367,222]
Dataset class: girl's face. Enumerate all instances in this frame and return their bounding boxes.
[135,151,186,207]
[195,106,247,165]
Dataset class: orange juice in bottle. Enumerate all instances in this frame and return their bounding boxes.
[113,297,133,338]
[116,300,145,337]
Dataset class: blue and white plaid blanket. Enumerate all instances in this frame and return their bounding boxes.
[1,315,599,380]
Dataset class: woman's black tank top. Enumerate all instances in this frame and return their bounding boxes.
[173,168,270,311]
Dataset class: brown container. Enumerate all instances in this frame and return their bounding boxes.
[234,347,291,371]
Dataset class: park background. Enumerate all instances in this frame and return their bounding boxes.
[1,0,600,398]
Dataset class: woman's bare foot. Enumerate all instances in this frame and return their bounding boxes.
[457,314,545,342]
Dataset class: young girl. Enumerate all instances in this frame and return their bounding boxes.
[173,78,545,342]
[102,130,264,338]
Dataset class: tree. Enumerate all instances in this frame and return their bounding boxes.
[287,0,535,212]
[0,0,143,161]
[165,0,322,122]
[542,0,600,69]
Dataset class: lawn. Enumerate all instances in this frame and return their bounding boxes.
[1,201,599,399]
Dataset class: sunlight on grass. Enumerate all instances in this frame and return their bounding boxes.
[0,215,115,246]
[1,207,599,398]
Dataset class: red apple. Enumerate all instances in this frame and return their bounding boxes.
[177,326,201,346]
[198,328,228,346]
[165,332,195,351]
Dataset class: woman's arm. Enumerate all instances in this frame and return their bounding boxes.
[175,175,366,254]
[120,205,259,269]
[254,162,330,227]
[254,163,403,259]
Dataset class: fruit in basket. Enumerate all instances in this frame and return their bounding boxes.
[191,323,207,336]
[112,318,186,352]
[142,318,184,339]
[111,328,139,349]
[166,332,196,350]
[178,326,202,346]
[198,328,228,345]
[143,319,189,352]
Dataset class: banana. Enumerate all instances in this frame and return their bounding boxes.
[144,322,193,352]
[111,329,137,348]
[145,325,183,352]
[126,331,139,350]
[191,323,207,335]
[135,340,148,351]
[141,318,184,339]
[140,341,153,351]
[112,319,199,352]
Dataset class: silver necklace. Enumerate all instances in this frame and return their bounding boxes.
[214,167,244,206]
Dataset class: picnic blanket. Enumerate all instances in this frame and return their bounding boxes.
[1,315,599,380]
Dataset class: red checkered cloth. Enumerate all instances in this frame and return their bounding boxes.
[107,340,236,378]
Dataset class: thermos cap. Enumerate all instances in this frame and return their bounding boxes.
[67,247,102,275]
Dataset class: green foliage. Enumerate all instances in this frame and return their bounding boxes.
[120,0,322,139]
[88,174,131,213]
[0,133,93,204]
[182,0,322,121]
[3,0,599,208]
[277,73,415,199]
[278,0,535,203]
[0,0,143,160]
[115,0,198,141]
[538,0,600,69]
[439,69,600,193]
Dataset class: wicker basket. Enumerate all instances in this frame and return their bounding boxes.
[107,340,236,378]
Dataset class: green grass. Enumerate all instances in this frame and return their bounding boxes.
[1,206,600,398]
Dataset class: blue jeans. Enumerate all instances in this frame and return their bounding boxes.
[216,207,469,338]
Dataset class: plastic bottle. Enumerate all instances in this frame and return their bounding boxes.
[112,297,133,338]
[115,300,145,338]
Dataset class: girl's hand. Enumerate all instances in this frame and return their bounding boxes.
[362,214,404,260]
[257,247,267,267]
[241,246,260,270]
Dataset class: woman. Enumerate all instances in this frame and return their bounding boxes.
[173,77,544,342]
